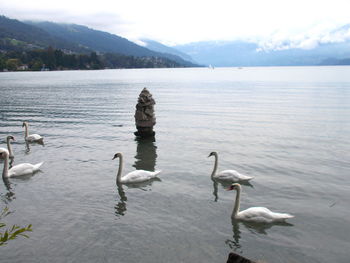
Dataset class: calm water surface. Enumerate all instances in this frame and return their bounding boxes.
[0,67,349,263]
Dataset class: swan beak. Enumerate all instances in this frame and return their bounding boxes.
[226,185,235,191]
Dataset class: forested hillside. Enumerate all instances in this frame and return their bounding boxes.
[0,15,197,70]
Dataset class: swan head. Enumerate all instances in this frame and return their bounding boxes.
[22,121,28,127]
[6,135,15,141]
[112,152,122,160]
[226,183,241,191]
[208,151,217,158]
[0,148,9,159]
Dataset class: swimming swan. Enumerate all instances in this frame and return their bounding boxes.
[0,148,43,178]
[208,152,253,182]
[112,152,161,184]
[22,121,44,144]
[227,183,294,223]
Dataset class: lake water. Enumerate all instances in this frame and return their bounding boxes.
[0,67,349,263]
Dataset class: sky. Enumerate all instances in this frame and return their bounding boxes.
[1,0,350,48]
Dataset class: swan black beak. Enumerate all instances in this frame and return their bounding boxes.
[208,152,215,157]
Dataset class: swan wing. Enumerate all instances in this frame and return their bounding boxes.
[215,170,253,182]
[237,207,294,223]
[9,162,43,177]
[121,170,161,183]
[26,134,43,142]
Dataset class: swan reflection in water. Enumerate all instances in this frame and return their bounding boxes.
[114,177,161,218]
[114,137,159,217]
[227,218,294,252]
[115,183,127,217]
[211,179,253,202]
[25,140,44,154]
[1,177,15,202]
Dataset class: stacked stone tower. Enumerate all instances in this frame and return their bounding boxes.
[134,88,156,137]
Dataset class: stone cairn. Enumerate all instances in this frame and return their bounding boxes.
[134,88,156,138]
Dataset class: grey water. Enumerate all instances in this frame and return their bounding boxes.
[0,67,349,263]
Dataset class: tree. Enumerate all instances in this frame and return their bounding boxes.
[46,46,56,70]
[5,58,21,71]
[0,55,6,70]
[0,207,32,246]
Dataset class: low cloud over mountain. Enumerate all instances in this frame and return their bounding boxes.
[173,24,350,67]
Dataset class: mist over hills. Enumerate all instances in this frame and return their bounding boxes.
[0,15,89,53]
[2,14,350,68]
[140,39,197,64]
[0,15,197,68]
[173,25,350,67]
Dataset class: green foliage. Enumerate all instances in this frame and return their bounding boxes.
[1,47,186,71]
[5,58,21,71]
[0,207,32,246]
[1,47,105,71]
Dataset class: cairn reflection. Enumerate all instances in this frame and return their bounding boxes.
[133,136,157,172]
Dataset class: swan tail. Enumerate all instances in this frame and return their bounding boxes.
[153,170,162,176]
[38,138,44,145]
[34,162,44,171]
[242,175,254,181]
[277,213,294,221]
[283,213,294,219]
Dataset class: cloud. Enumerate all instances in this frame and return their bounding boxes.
[256,24,350,52]
[2,0,350,45]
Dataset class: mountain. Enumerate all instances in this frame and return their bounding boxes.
[25,21,197,66]
[140,39,197,64]
[0,15,89,53]
[0,15,197,67]
[174,35,350,67]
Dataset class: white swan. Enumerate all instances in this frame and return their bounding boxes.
[22,121,44,144]
[0,148,43,178]
[113,152,161,184]
[6,135,15,159]
[208,152,253,182]
[228,183,294,223]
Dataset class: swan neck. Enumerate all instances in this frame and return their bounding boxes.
[116,155,123,184]
[232,185,241,218]
[6,139,13,157]
[2,153,9,179]
[211,153,218,177]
